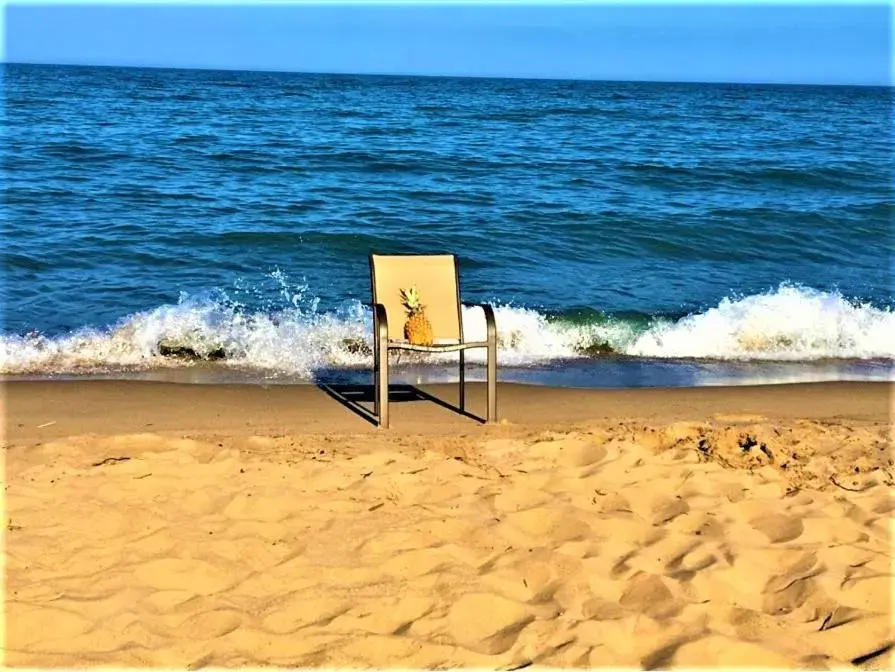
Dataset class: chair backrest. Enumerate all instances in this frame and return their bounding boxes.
[370,253,463,342]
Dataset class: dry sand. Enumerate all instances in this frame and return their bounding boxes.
[2,380,893,668]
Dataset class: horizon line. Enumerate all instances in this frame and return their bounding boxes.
[4,60,892,89]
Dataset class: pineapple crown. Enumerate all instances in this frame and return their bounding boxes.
[400,286,425,314]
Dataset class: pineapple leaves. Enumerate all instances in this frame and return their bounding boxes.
[400,285,426,315]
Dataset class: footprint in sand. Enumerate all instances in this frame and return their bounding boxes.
[800,516,869,546]
[63,507,129,541]
[5,603,94,649]
[410,518,479,546]
[670,544,717,574]
[261,596,353,634]
[225,626,332,664]
[491,488,553,514]
[588,516,662,548]
[665,510,726,538]
[590,491,632,516]
[553,438,609,469]
[761,575,820,616]
[618,571,682,619]
[144,446,200,466]
[761,552,822,615]
[749,513,805,544]
[230,556,324,599]
[667,634,802,667]
[580,596,627,621]
[126,528,178,558]
[478,558,560,605]
[817,544,875,571]
[804,613,894,665]
[331,632,449,668]
[622,486,690,526]
[819,499,873,526]
[869,493,895,515]
[222,491,288,522]
[144,589,198,613]
[222,519,291,543]
[177,608,244,639]
[501,507,590,546]
[359,530,440,559]
[133,558,235,595]
[762,551,820,593]
[631,535,705,576]
[330,596,436,636]
[206,535,296,572]
[379,547,452,578]
[181,488,241,517]
[448,592,536,655]
[480,438,527,459]
[837,574,894,612]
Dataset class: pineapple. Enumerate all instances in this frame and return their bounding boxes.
[400,286,434,346]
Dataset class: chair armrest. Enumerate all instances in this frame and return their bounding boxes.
[372,303,389,341]
[463,303,497,343]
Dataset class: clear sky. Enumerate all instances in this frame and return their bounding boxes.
[3,1,892,86]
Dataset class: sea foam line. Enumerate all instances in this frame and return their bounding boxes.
[1,282,893,376]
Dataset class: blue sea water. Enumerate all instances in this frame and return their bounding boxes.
[2,63,893,386]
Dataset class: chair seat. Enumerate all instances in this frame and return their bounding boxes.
[387,339,489,353]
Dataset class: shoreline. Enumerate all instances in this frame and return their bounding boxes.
[2,353,892,393]
[4,379,892,445]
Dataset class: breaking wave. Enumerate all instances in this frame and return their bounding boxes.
[1,275,893,378]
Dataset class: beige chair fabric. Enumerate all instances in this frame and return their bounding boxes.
[370,254,461,342]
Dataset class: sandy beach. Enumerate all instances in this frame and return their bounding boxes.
[2,379,893,668]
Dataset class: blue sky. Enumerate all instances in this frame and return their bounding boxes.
[3,1,892,85]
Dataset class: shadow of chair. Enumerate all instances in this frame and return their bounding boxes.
[317,382,486,427]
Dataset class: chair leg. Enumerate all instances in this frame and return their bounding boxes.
[373,326,380,421]
[459,350,466,412]
[487,338,497,423]
[377,336,390,429]
[373,308,390,429]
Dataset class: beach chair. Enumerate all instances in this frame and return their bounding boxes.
[370,253,497,428]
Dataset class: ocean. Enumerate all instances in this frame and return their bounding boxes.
[2,63,893,387]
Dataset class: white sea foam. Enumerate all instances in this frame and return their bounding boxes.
[1,283,892,377]
[627,284,895,361]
